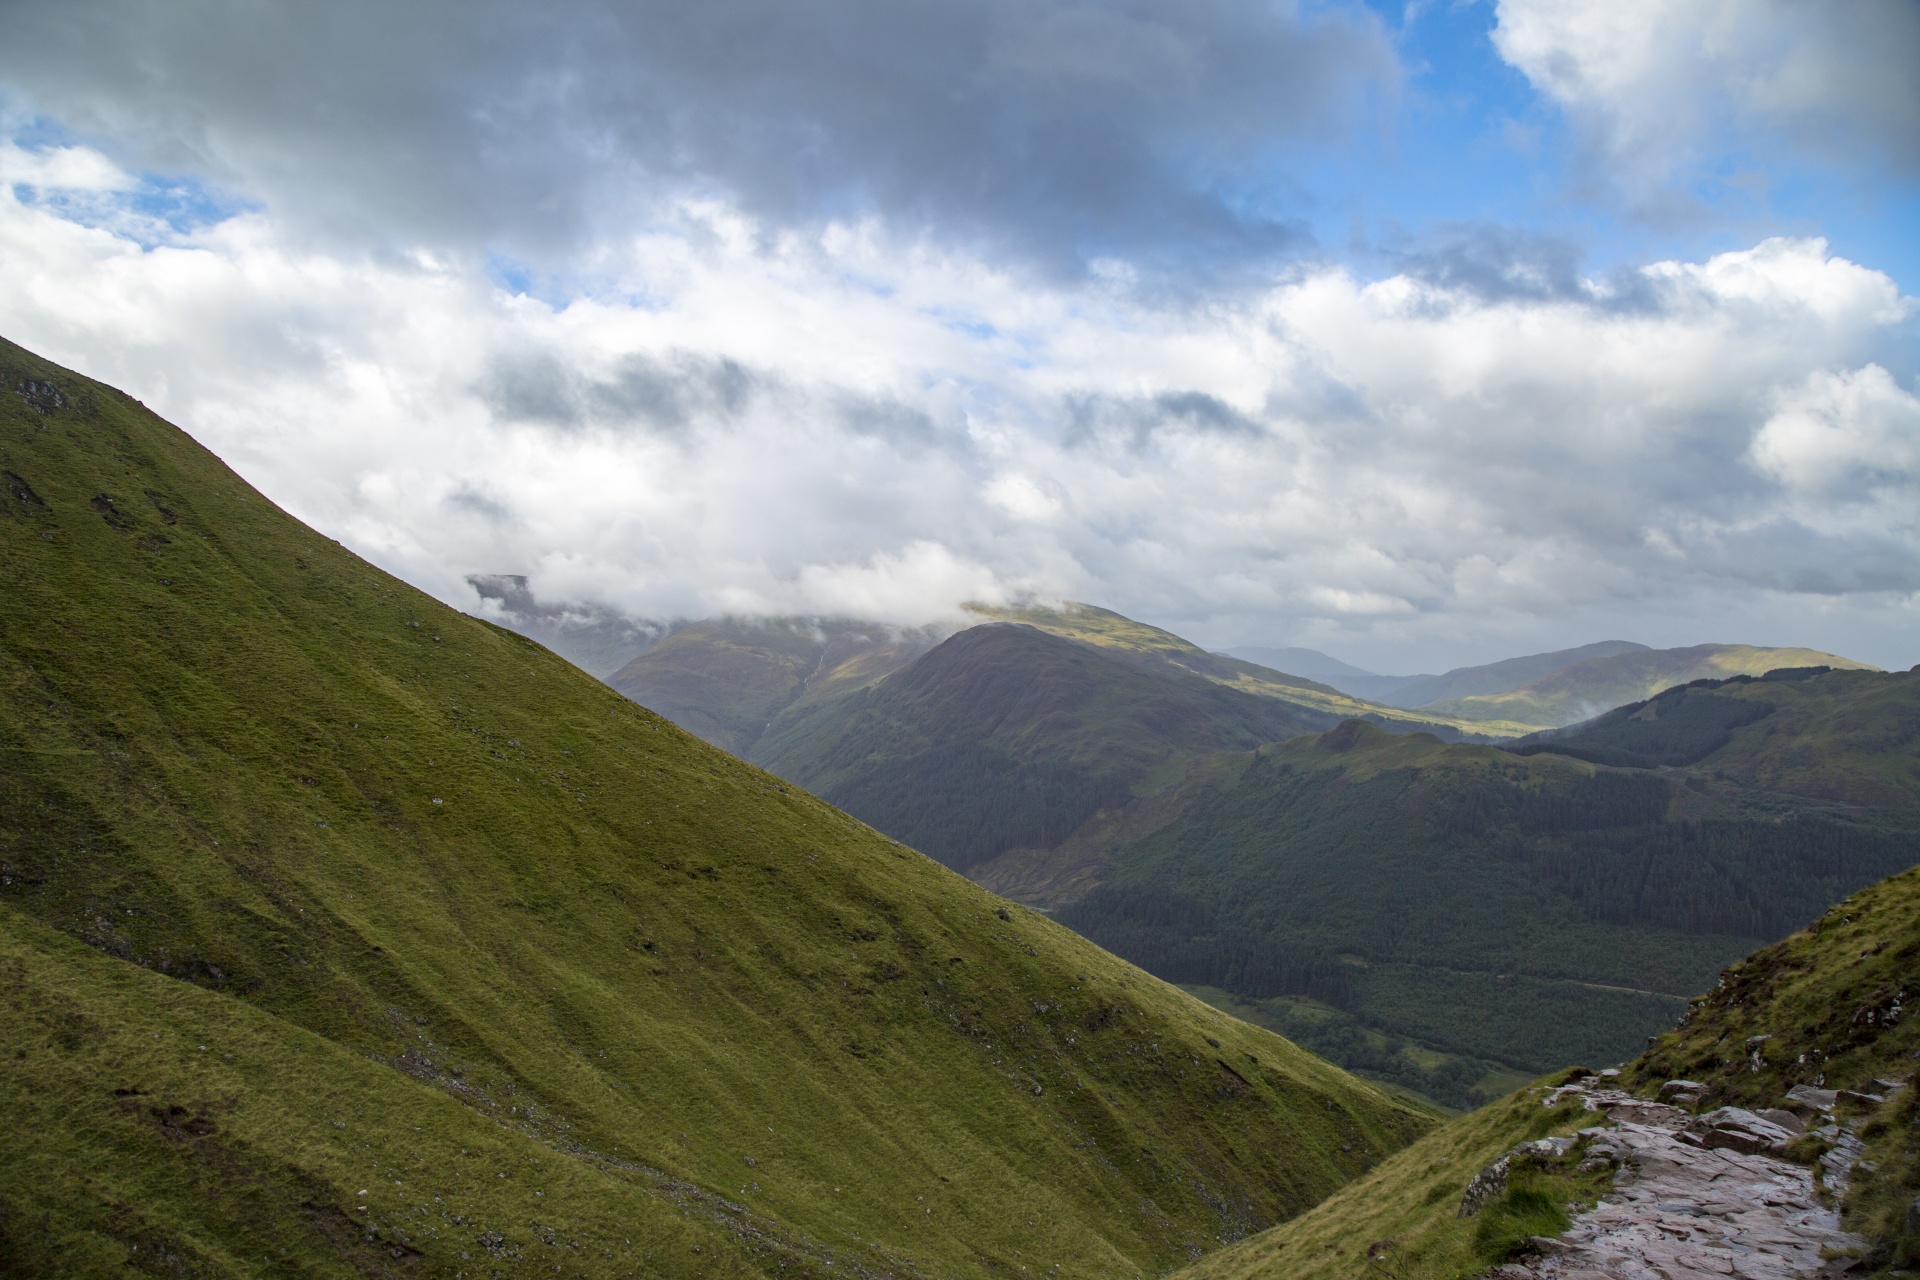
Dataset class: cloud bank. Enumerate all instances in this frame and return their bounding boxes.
[1,2,1915,672]
[3,150,1913,668]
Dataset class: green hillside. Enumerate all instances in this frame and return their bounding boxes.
[750,622,1328,871]
[605,616,940,756]
[1175,862,1920,1280]
[1427,642,1877,729]
[1046,673,1920,1099]
[0,338,1432,1278]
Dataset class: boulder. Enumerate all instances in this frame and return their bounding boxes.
[1685,1106,1797,1156]
[1755,1107,1805,1134]
[1784,1084,1838,1116]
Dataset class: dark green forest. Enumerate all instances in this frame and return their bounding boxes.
[820,739,1130,869]
[1060,731,1918,1071]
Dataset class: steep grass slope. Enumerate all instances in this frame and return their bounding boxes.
[1175,862,1920,1280]
[0,340,1431,1277]
[1051,680,1920,1086]
[1429,642,1877,729]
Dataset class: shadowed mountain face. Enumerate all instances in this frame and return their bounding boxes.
[752,622,1330,870]
[0,337,1432,1279]
[605,615,944,757]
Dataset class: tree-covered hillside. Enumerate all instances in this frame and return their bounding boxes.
[0,337,1431,1278]
[1052,686,1919,1093]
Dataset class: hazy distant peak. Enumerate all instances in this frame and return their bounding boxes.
[1221,645,1381,683]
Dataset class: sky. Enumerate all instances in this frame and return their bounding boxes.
[0,0,1916,674]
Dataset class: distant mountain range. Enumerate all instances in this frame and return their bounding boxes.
[590,600,1910,1107]
[1226,639,1875,730]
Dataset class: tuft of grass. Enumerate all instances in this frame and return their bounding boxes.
[1471,1177,1571,1265]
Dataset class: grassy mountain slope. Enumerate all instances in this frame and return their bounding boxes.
[605,617,941,756]
[0,338,1432,1277]
[971,603,1508,738]
[1176,862,1920,1280]
[750,622,1328,871]
[1047,672,1920,1092]
[1429,642,1878,729]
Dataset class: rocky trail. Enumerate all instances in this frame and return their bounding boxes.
[1471,1074,1890,1280]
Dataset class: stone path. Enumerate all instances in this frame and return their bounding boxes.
[1481,1080,1866,1280]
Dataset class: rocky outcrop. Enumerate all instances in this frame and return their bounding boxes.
[1483,1079,1867,1279]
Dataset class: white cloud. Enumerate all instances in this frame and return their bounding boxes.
[1750,364,1920,499]
[1493,0,1920,191]
[0,140,132,192]
[1,177,1915,669]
